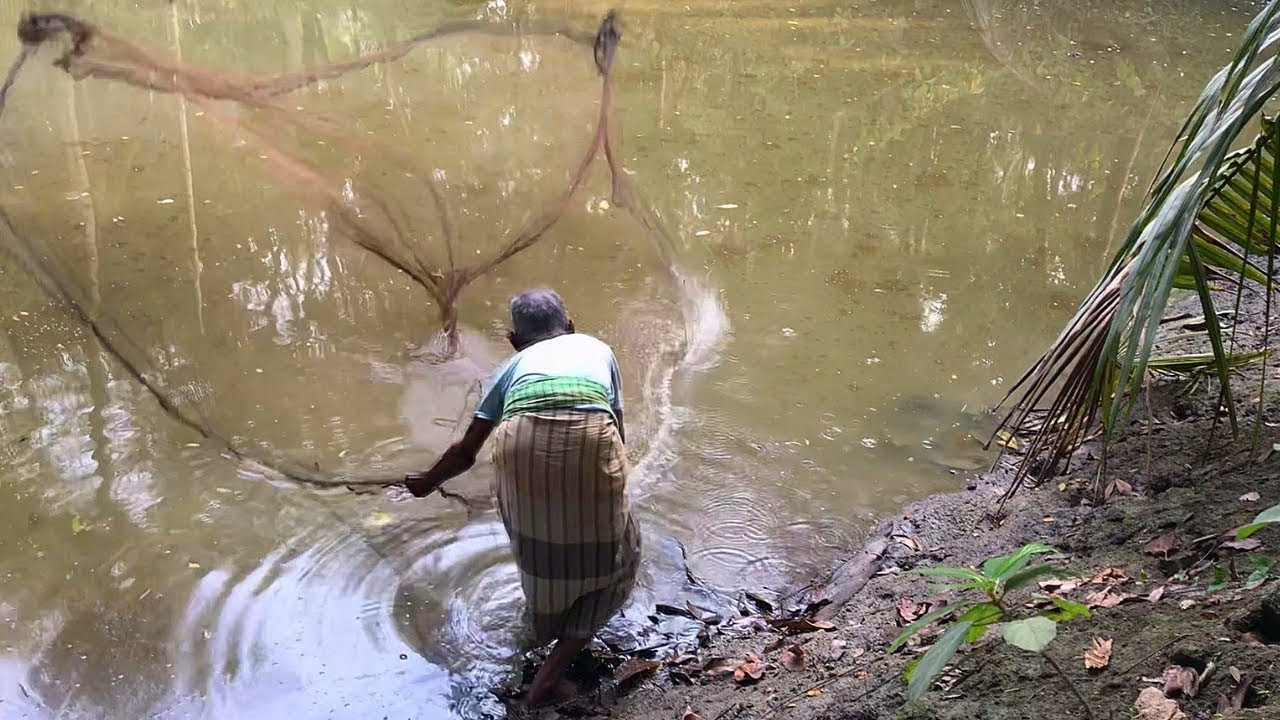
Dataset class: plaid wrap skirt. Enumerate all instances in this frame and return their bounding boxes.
[491,409,641,644]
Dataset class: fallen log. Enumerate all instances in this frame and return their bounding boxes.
[805,521,896,622]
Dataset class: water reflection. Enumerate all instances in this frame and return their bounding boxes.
[0,0,1256,718]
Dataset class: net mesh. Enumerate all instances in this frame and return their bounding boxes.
[0,9,689,498]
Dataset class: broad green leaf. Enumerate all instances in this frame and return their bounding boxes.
[915,566,986,582]
[1002,617,1058,653]
[1238,502,1280,538]
[982,543,1057,582]
[928,581,987,594]
[1246,554,1274,589]
[1208,565,1230,592]
[903,656,921,683]
[957,603,1002,642]
[957,602,1003,627]
[887,603,963,654]
[1002,565,1064,593]
[1042,596,1092,622]
[906,621,972,703]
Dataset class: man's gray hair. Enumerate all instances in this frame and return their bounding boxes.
[509,288,571,340]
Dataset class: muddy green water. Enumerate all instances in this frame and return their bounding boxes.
[0,0,1255,717]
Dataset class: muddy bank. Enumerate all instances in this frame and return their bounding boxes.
[517,289,1280,720]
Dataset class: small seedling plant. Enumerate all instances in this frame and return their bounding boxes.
[1206,497,1280,592]
[889,543,1091,707]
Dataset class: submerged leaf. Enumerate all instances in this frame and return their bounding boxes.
[365,511,394,528]
[70,514,92,534]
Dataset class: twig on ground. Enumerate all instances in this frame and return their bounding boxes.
[758,656,886,720]
[713,701,747,720]
[1117,633,1190,675]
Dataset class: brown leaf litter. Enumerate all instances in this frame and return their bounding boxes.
[1083,637,1113,670]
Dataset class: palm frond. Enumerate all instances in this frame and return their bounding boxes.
[992,0,1280,499]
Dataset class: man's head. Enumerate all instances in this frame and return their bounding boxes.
[507,288,574,350]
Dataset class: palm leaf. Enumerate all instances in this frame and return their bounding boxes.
[992,1,1280,499]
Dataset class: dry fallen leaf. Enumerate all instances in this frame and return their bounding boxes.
[1039,577,1084,593]
[1240,491,1261,503]
[702,657,739,676]
[780,645,807,672]
[681,706,702,720]
[767,618,836,635]
[1223,537,1264,552]
[1162,665,1200,699]
[1105,478,1134,500]
[896,598,926,625]
[733,661,764,684]
[893,534,922,552]
[614,658,661,685]
[1144,534,1181,558]
[1083,637,1113,670]
[1229,666,1243,683]
[828,639,848,662]
[1217,673,1252,715]
[762,638,787,654]
[1090,567,1132,585]
[805,688,824,697]
[1136,687,1188,720]
[1147,586,1166,603]
[1086,589,1135,608]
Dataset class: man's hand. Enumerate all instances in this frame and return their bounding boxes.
[402,418,495,499]
[403,471,442,497]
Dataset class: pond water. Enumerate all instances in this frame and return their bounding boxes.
[0,0,1256,717]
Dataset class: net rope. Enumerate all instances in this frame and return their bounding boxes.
[0,9,688,502]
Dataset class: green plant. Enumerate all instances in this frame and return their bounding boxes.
[1207,553,1274,592]
[992,0,1280,500]
[1237,496,1280,539]
[889,543,1090,704]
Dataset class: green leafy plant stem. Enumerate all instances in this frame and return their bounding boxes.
[1041,651,1097,720]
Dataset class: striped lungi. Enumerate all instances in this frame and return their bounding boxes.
[491,409,641,645]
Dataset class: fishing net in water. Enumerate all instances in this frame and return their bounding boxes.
[0,9,693,497]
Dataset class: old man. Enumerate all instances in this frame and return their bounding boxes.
[404,288,641,706]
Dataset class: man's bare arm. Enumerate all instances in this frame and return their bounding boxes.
[405,417,495,497]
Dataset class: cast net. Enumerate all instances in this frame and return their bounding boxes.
[0,9,694,497]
